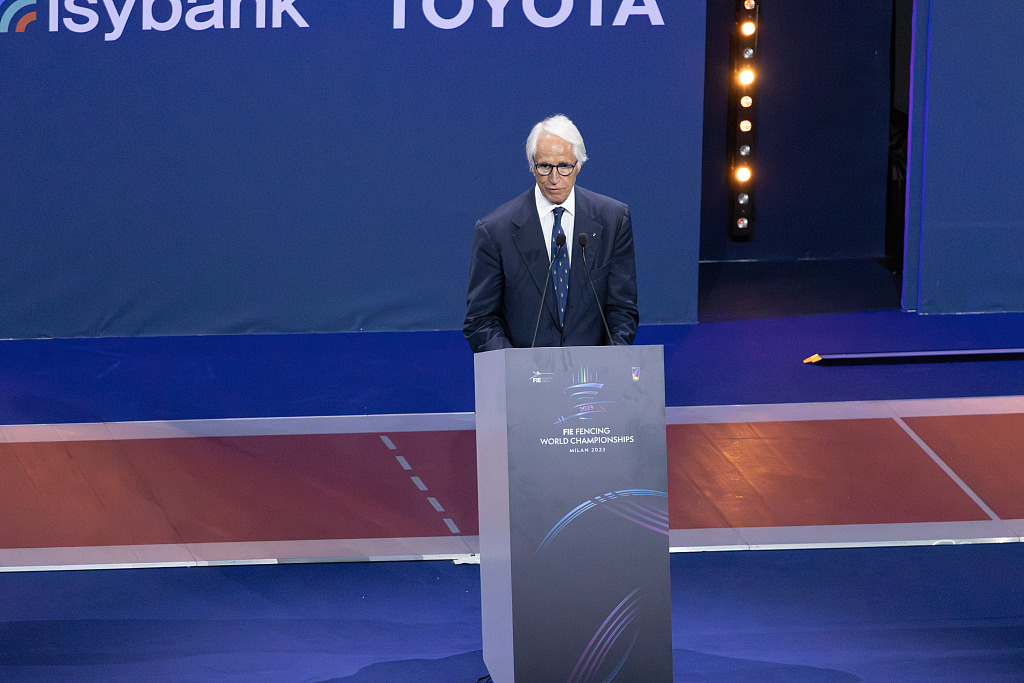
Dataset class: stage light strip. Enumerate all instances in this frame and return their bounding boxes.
[728,0,759,239]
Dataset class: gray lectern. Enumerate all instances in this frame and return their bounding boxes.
[474,345,671,682]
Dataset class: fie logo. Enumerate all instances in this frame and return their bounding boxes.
[1,0,37,33]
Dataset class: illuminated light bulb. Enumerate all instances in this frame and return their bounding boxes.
[739,69,755,85]
[739,120,752,132]
[741,22,756,36]
[735,167,752,182]
[744,0,756,9]
[741,96,752,107]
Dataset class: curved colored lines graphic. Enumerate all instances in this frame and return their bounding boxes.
[537,499,596,552]
[537,489,668,553]
[601,497,670,534]
[0,0,37,32]
[556,366,616,424]
[565,381,603,396]
[556,382,610,424]
[567,587,642,683]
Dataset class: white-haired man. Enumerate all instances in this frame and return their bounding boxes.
[464,114,638,352]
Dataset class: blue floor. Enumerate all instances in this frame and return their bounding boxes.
[4,309,1024,425]
[2,544,1022,681]
[696,258,902,323]
[647,309,1024,407]
[4,256,1023,425]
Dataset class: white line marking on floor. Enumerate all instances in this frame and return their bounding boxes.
[893,416,1000,521]
[384,436,460,536]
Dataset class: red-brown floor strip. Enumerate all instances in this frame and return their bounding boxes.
[1,410,1021,554]
[667,419,990,529]
[903,413,1024,519]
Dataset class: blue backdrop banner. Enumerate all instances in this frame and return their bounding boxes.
[2,0,706,338]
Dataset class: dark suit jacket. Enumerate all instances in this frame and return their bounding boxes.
[463,186,639,353]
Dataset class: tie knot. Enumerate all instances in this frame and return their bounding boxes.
[552,207,565,221]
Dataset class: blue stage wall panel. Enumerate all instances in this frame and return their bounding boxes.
[904,0,1024,313]
[1,1,706,339]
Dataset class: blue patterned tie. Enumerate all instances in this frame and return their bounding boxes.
[551,207,569,326]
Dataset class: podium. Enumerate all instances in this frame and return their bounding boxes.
[474,345,672,682]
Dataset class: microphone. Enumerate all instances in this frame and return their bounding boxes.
[531,232,566,348]
[577,232,614,345]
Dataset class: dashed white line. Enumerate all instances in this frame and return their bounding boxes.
[383,435,459,535]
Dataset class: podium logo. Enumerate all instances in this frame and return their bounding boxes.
[555,365,613,426]
[6,0,308,40]
[1,0,38,32]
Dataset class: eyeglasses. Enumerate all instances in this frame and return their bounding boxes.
[534,162,577,177]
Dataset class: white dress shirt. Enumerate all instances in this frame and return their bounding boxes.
[535,185,576,267]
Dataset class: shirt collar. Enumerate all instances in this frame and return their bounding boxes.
[534,185,576,219]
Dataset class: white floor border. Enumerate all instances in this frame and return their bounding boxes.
[667,394,1024,425]
[0,536,479,573]
[3,394,1023,442]
[6,520,1024,573]
[669,519,1024,553]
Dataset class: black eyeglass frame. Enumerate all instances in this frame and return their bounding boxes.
[533,162,578,177]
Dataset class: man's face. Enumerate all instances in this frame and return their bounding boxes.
[532,132,580,205]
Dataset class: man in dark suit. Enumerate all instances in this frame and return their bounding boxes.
[463,115,639,353]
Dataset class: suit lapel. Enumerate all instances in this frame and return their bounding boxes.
[510,190,561,327]
[565,188,604,329]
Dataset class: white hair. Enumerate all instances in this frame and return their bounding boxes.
[525,114,588,170]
